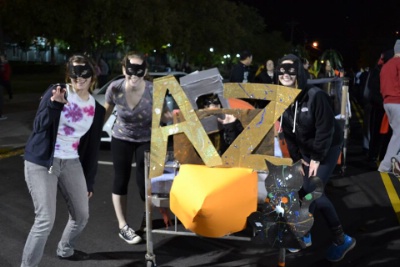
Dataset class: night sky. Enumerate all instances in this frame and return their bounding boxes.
[238,0,400,68]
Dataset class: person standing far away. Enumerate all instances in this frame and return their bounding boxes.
[352,67,364,103]
[0,61,5,120]
[318,59,336,78]
[182,62,192,73]
[0,54,12,100]
[253,59,276,108]
[103,51,173,245]
[378,40,400,176]
[21,54,105,266]
[365,49,393,165]
[229,50,253,83]
[278,54,356,262]
[97,56,110,88]
[229,50,255,106]
[255,59,278,84]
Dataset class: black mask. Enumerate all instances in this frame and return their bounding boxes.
[126,59,146,77]
[277,63,297,75]
[203,96,220,107]
[69,64,93,79]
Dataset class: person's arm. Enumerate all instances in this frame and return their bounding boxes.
[103,102,115,124]
[32,84,66,133]
[104,82,117,124]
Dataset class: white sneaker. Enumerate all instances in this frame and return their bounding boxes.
[0,116,7,121]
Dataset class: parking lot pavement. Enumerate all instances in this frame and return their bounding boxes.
[0,93,41,154]
[1,94,400,266]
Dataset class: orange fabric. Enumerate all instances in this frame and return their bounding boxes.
[279,137,291,158]
[337,151,342,165]
[380,113,389,134]
[227,98,255,109]
[275,121,291,158]
[170,164,257,237]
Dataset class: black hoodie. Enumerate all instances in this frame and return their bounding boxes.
[279,54,343,162]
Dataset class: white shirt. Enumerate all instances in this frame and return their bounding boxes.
[54,85,95,159]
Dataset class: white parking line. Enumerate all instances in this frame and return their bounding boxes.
[98,161,136,167]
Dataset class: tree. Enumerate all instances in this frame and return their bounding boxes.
[320,49,343,71]
[0,0,292,69]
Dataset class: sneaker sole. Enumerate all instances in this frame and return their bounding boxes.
[287,241,312,253]
[119,233,142,244]
[287,248,301,253]
[327,239,356,262]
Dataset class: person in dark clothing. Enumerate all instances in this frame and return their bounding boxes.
[21,54,105,266]
[255,59,278,84]
[229,50,254,83]
[197,94,244,154]
[252,59,277,108]
[365,50,393,163]
[0,54,12,100]
[279,54,355,262]
[229,50,256,107]
[359,67,370,104]
[97,56,109,88]
[0,68,5,120]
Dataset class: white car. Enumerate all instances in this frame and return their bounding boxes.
[93,71,188,143]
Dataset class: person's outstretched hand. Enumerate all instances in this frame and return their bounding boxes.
[217,114,237,124]
[51,85,68,104]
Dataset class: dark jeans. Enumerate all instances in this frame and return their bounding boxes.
[111,137,150,201]
[369,105,392,161]
[300,145,342,229]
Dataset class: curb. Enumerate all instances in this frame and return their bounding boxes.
[0,147,25,159]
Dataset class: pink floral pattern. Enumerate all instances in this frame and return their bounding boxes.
[63,125,75,136]
[83,105,95,116]
[72,141,79,150]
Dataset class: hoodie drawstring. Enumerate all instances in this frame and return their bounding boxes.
[292,101,298,133]
[278,116,283,133]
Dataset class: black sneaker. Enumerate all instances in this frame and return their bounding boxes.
[119,224,142,244]
[58,250,90,261]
